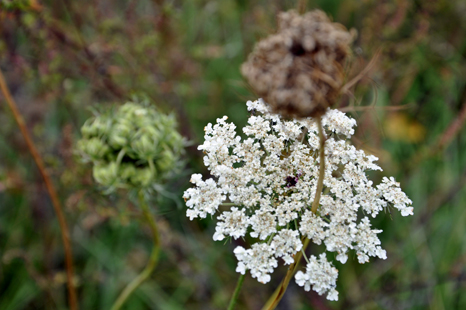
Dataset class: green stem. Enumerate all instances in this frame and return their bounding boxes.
[262,116,326,310]
[227,273,246,310]
[110,191,160,310]
[116,149,126,166]
[301,247,310,264]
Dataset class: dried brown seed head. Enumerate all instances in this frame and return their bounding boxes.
[241,10,353,119]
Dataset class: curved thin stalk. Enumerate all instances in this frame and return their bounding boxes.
[111,190,161,310]
[262,116,326,310]
[227,273,246,310]
[311,117,326,214]
[0,68,78,310]
[261,238,310,310]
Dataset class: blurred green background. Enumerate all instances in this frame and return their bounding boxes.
[1,0,466,309]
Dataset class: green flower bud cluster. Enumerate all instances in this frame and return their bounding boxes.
[77,100,185,190]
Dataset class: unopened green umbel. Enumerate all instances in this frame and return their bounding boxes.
[77,97,185,191]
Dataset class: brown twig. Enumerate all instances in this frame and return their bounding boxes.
[339,103,412,113]
[435,97,466,151]
[0,68,78,310]
[23,5,124,100]
[410,94,466,167]
[45,21,124,99]
[341,48,381,95]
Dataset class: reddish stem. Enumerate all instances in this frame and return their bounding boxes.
[0,68,78,310]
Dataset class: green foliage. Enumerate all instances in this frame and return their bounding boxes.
[0,0,31,12]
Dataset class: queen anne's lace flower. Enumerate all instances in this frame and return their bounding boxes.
[234,244,278,284]
[295,253,339,301]
[183,99,413,300]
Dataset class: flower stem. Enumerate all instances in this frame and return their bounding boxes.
[111,190,161,310]
[262,116,326,310]
[227,273,246,310]
[0,68,78,310]
[261,238,310,310]
[311,117,326,214]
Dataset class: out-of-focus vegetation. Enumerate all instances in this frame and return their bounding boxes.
[1,0,466,309]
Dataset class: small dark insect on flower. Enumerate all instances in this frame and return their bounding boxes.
[285,171,303,187]
[285,176,298,187]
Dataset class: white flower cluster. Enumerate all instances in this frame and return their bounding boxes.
[183,99,413,300]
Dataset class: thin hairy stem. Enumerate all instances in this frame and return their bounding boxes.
[227,273,246,310]
[311,117,326,214]
[111,190,161,310]
[0,68,78,310]
[262,116,326,310]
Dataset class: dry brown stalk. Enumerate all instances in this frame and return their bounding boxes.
[410,96,466,166]
[341,48,381,95]
[339,103,412,113]
[436,98,466,151]
[45,19,124,99]
[0,68,78,310]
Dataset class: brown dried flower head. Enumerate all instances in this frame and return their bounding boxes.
[241,10,353,118]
